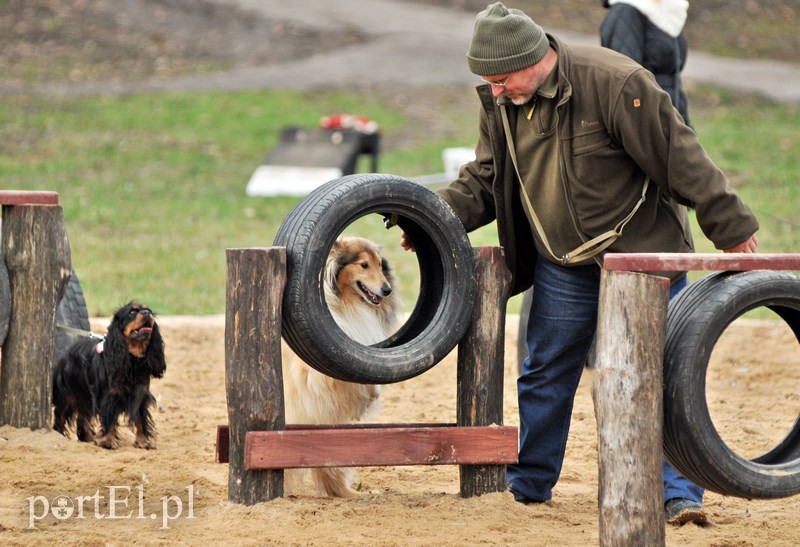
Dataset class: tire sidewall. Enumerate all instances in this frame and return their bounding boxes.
[274,174,476,384]
[664,270,800,498]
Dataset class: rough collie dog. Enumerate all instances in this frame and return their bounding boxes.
[282,236,401,497]
[52,302,166,449]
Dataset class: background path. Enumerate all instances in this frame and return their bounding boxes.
[7,0,800,102]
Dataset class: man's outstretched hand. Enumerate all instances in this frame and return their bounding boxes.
[724,234,758,253]
[400,232,416,253]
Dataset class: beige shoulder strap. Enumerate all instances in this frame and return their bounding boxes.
[500,105,648,265]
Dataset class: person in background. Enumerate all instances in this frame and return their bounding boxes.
[403,2,759,526]
[600,0,692,126]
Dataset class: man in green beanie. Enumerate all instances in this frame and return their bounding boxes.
[407,1,759,525]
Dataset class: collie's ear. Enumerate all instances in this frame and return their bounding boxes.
[145,322,167,378]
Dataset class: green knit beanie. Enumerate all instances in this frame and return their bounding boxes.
[467,2,549,76]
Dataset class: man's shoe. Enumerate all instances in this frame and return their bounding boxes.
[509,489,544,505]
[665,498,707,525]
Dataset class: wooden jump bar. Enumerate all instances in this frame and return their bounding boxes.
[246,426,518,469]
[215,424,518,468]
[603,252,800,272]
[0,191,59,206]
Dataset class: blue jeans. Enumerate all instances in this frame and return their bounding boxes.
[508,258,704,504]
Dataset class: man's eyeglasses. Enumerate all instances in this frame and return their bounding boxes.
[480,75,511,88]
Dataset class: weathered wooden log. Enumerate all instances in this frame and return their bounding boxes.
[225,247,286,505]
[0,204,71,428]
[457,246,513,498]
[593,269,670,547]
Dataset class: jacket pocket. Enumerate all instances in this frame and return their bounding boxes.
[571,130,613,156]
[569,129,629,183]
[565,129,642,236]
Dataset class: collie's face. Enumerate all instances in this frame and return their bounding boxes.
[327,238,396,309]
[336,249,393,307]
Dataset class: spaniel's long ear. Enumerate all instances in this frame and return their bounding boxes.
[103,315,130,380]
[145,322,166,378]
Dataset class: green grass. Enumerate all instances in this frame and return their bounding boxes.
[688,86,800,255]
[0,89,461,315]
[1,86,797,316]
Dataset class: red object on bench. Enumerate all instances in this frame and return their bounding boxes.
[0,191,59,206]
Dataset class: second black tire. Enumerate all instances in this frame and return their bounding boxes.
[273,173,477,384]
[54,269,92,363]
[664,270,800,499]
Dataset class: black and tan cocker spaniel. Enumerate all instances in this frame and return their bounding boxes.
[52,302,166,449]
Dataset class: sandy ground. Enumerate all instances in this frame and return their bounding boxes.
[2,2,799,545]
[1,314,799,546]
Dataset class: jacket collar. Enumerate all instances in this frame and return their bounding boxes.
[550,35,573,107]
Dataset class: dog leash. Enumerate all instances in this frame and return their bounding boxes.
[56,324,106,341]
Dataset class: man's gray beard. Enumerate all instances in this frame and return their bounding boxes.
[510,94,533,106]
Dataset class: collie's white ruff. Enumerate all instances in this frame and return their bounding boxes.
[282,236,401,497]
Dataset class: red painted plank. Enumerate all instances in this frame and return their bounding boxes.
[0,191,59,206]
[242,425,518,469]
[216,423,462,463]
[603,253,800,272]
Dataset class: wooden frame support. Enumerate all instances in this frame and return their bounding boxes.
[0,194,70,429]
[595,251,800,546]
[594,270,669,547]
[604,252,800,272]
[457,246,513,497]
[221,245,518,505]
[216,423,517,468]
[225,247,287,505]
[0,191,59,207]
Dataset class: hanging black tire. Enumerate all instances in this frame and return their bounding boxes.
[54,269,91,364]
[664,270,800,499]
[273,173,477,384]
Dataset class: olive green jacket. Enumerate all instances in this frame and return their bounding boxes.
[437,35,758,295]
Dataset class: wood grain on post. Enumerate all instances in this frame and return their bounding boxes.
[0,204,71,428]
[457,246,513,497]
[593,270,669,546]
[225,247,286,505]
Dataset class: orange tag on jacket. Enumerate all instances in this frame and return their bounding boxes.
[633,98,641,108]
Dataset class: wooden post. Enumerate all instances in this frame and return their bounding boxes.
[593,270,669,546]
[225,247,286,505]
[0,204,71,429]
[457,246,513,497]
